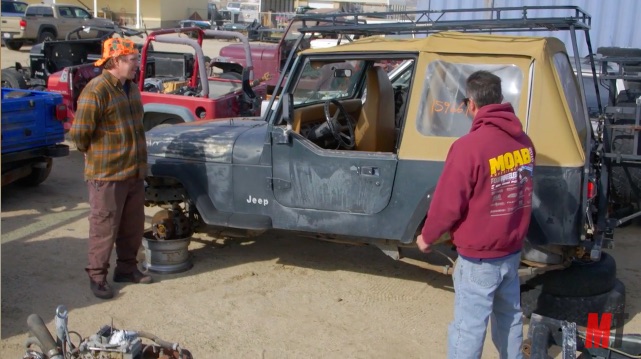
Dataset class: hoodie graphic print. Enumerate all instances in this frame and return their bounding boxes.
[488,145,534,217]
[420,102,536,259]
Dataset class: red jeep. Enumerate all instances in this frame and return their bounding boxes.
[46,27,268,131]
[217,14,357,93]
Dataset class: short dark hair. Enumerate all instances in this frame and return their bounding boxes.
[102,58,116,70]
[465,70,503,108]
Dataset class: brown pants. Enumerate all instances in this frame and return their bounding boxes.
[86,177,145,282]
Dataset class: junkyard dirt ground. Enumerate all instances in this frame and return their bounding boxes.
[2,40,641,358]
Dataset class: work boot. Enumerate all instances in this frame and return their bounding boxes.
[90,280,114,299]
[113,268,152,284]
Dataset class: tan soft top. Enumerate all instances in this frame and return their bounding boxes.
[304,31,587,167]
[304,31,567,58]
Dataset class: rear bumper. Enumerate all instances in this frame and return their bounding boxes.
[1,143,69,164]
[2,32,20,40]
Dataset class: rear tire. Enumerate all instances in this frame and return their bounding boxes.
[597,47,641,65]
[17,158,53,186]
[1,68,28,89]
[37,31,55,44]
[4,40,24,51]
[610,136,641,207]
[523,252,617,297]
[521,279,626,329]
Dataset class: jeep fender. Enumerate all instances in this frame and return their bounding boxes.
[143,104,196,131]
[401,186,435,244]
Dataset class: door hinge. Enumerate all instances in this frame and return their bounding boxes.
[268,177,291,190]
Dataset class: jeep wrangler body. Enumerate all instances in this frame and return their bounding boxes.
[146,29,602,253]
[144,6,627,330]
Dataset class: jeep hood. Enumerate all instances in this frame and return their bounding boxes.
[146,119,265,163]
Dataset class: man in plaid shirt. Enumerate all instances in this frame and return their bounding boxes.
[70,38,151,299]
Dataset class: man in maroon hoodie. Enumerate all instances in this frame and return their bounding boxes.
[417,70,535,359]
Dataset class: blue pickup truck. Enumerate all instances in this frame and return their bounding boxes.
[1,88,69,186]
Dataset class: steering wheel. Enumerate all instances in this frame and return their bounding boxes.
[323,99,355,150]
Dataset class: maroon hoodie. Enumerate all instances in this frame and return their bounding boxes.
[420,103,536,259]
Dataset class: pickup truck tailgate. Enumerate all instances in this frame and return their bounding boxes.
[1,16,22,35]
[1,88,65,155]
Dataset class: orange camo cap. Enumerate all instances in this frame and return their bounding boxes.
[95,38,139,67]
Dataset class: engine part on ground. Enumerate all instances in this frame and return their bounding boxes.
[151,205,191,241]
[27,314,63,359]
[143,230,193,274]
[23,306,193,359]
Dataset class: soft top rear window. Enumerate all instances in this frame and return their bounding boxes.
[553,52,589,147]
[416,60,524,138]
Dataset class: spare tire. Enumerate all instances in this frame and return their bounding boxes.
[523,252,616,297]
[597,47,641,65]
[610,135,641,206]
[1,68,28,89]
[521,279,626,329]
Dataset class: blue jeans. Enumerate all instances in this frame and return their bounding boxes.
[448,251,523,359]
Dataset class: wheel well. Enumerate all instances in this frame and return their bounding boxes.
[38,26,57,38]
[143,112,184,131]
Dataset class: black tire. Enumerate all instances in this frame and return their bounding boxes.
[17,158,53,186]
[1,68,28,89]
[4,40,24,51]
[610,135,641,206]
[524,252,617,297]
[597,47,641,65]
[37,31,55,44]
[521,279,626,329]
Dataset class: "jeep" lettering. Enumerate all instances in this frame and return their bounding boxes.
[246,195,269,206]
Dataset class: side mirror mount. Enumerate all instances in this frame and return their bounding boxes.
[281,92,293,126]
[274,93,293,144]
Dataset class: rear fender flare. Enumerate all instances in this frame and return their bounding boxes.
[37,25,57,39]
[401,187,436,244]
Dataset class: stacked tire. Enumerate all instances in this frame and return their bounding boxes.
[520,253,626,329]
[597,47,641,213]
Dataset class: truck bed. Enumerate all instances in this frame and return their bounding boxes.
[1,88,66,155]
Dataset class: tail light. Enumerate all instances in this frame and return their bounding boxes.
[55,104,67,121]
[587,179,597,200]
[19,19,26,30]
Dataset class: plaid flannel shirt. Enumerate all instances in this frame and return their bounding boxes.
[70,70,147,181]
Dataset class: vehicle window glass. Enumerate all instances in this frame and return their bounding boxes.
[42,7,53,17]
[14,2,27,13]
[240,4,258,11]
[25,6,37,15]
[388,60,414,88]
[58,6,74,18]
[73,7,91,18]
[1,3,11,13]
[292,59,364,106]
[417,60,523,137]
[553,52,588,146]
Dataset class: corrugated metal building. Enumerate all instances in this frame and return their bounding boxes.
[416,0,641,56]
